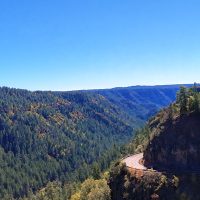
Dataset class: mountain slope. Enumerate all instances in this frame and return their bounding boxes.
[0,85,179,199]
[94,85,183,121]
[110,85,200,200]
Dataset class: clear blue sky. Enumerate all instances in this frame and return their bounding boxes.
[0,0,200,91]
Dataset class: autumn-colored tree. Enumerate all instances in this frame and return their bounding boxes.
[36,181,62,200]
[70,178,111,200]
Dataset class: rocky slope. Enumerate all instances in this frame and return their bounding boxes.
[144,111,200,171]
[110,162,200,200]
[110,86,200,199]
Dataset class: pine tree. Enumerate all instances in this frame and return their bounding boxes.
[178,87,188,114]
[193,93,199,113]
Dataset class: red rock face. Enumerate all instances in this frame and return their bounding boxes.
[144,112,200,171]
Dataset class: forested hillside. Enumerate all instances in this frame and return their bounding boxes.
[110,85,200,200]
[95,85,184,120]
[0,85,179,199]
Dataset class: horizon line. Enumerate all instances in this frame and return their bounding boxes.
[0,83,196,93]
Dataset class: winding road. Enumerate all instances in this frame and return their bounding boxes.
[123,153,147,170]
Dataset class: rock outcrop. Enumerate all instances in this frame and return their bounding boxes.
[144,112,200,171]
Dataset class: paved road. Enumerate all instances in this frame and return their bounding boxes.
[123,153,147,170]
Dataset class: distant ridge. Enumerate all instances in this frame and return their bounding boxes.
[68,84,195,92]
[0,83,196,93]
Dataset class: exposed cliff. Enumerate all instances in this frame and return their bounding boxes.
[144,111,200,171]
